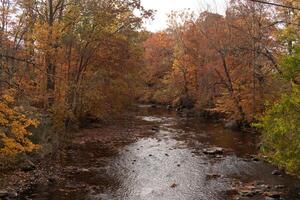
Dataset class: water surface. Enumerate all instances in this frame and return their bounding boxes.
[26,106,300,200]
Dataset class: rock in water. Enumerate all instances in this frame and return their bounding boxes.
[203,147,224,155]
[80,168,90,172]
[151,126,159,131]
[271,170,282,176]
[224,120,239,130]
[239,189,258,197]
[0,190,9,198]
[166,105,172,110]
[205,174,221,180]
[274,185,285,189]
[8,191,18,198]
[264,191,281,199]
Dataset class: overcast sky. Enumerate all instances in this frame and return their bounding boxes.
[141,0,228,32]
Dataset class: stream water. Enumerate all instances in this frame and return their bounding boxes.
[24,105,300,200]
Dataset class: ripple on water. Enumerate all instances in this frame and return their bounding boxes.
[24,106,300,200]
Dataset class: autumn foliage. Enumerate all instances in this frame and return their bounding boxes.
[0,0,299,175]
[0,90,39,156]
[142,3,281,123]
[141,0,300,174]
[0,0,152,158]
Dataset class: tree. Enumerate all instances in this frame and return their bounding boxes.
[0,0,153,143]
[0,89,39,156]
[142,32,175,103]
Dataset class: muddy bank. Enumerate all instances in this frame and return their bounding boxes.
[1,105,300,200]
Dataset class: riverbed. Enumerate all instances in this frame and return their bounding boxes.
[23,105,300,200]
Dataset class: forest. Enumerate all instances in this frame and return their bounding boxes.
[0,0,300,199]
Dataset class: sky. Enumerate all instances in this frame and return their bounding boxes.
[141,0,228,32]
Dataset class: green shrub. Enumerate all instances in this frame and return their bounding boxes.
[256,87,300,174]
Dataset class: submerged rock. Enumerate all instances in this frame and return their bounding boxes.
[203,147,224,155]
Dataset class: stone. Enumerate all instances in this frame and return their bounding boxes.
[48,177,57,185]
[264,191,281,199]
[274,185,285,189]
[151,126,159,131]
[176,107,182,112]
[215,155,223,159]
[0,190,9,198]
[251,156,260,161]
[265,197,276,200]
[206,174,221,180]
[272,170,282,176]
[80,168,90,172]
[224,120,239,130]
[225,187,239,196]
[240,189,258,197]
[255,180,264,185]
[259,184,271,190]
[8,191,18,198]
[170,183,177,188]
[203,147,224,155]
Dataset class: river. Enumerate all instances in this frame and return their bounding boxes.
[24,105,300,200]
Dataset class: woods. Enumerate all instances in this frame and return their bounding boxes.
[0,0,300,195]
[0,0,152,156]
[141,0,300,173]
[142,2,280,123]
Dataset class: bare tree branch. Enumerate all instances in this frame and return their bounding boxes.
[248,0,300,11]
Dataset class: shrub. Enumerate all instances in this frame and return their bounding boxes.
[256,87,300,174]
[0,90,40,156]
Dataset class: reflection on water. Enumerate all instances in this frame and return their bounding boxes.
[26,106,300,200]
